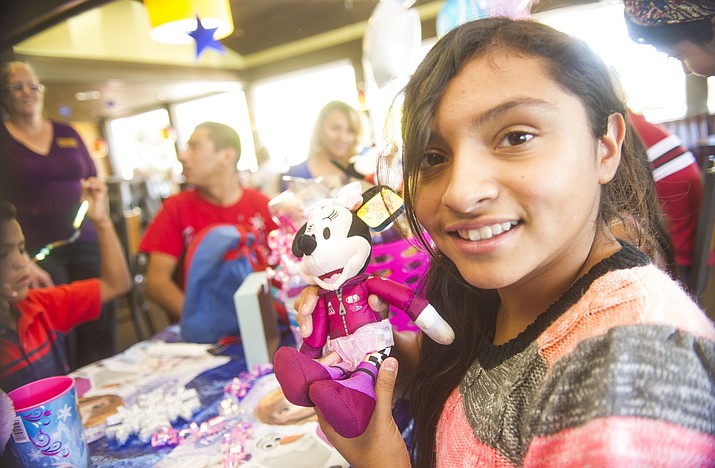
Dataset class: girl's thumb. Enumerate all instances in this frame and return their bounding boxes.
[374,357,398,416]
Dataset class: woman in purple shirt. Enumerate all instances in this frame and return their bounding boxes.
[0,60,115,368]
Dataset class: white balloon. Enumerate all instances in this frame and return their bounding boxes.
[362,0,422,88]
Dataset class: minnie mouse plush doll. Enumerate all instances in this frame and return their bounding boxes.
[273,182,454,438]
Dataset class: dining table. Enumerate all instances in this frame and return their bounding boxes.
[71,324,358,468]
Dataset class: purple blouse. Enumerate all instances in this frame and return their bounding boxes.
[0,121,97,251]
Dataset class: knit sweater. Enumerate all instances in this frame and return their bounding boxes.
[436,244,715,466]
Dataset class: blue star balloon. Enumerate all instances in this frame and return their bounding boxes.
[188,15,225,58]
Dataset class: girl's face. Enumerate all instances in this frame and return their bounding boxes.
[320,110,357,161]
[4,63,44,118]
[414,53,620,294]
[0,219,31,303]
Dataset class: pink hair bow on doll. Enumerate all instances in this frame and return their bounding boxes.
[273,184,454,438]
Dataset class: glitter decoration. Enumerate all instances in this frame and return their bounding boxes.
[105,386,201,446]
[220,364,273,418]
[222,422,252,467]
[147,365,272,450]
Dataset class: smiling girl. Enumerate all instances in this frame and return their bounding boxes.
[296,17,715,467]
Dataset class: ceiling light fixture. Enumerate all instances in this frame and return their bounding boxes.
[143,0,234,45]
[75,90,101,101]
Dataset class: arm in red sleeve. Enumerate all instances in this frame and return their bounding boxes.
[364,276,429,321]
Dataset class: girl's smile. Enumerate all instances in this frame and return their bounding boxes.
[453,220,519,242]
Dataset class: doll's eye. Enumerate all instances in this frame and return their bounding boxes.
[323,227,330,240]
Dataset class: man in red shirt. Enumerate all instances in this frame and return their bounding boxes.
[140,122,278,322]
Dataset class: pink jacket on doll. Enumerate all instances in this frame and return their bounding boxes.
[301,274,430,357]
[273,183,454,439]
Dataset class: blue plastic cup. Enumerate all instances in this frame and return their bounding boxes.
[6,376,89,467]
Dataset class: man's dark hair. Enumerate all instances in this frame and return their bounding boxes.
[196,121,241,164]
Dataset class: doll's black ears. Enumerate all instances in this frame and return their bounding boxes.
[357,185,404,232]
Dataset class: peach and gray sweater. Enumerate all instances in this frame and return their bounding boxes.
[436,243,715,466]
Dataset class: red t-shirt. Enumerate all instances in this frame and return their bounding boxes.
[629,111,711,267]
[0,279,101,392]
[139,188,278,288]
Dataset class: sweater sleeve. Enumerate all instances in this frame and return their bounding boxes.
[523,323,715,466]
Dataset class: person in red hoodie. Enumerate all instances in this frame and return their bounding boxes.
[628,110,714,287]
[0,178,131,392]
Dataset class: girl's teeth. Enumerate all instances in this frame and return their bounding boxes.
[459,221,516,241]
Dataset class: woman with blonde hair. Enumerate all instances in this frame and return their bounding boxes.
[283,100,367,189]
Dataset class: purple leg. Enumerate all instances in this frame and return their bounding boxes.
[273,346,345,407]
[308,359,381,438]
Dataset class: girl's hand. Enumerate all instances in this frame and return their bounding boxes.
[80,177,109,224]
[315,357,411,468]
[294,286,389,338]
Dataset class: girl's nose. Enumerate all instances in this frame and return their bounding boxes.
[441,154,498,213]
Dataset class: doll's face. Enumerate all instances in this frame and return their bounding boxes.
[0,218,31,303]
[295,205,371,291]
[255,389,316,425]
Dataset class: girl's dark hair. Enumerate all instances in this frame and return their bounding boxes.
[394,17,655,466]
[625,17,714,49]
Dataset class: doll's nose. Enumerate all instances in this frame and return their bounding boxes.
[297,234,317,256]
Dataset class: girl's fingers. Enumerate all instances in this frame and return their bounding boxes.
[374,357,398,418]
[367,294,389,318]
[295,285,320,338]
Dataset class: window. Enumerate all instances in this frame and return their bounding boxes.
[534,2,688,122]
[108,108,178,194]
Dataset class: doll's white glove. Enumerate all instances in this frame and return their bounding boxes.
[414,304,455,345]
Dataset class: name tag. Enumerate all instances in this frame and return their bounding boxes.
[56,137,79,148]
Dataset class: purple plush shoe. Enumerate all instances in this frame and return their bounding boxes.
[273,346,334,407]
[308,364,377,438]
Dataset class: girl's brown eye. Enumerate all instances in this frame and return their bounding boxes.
[499,131,534,148]
[420,153,446,168]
